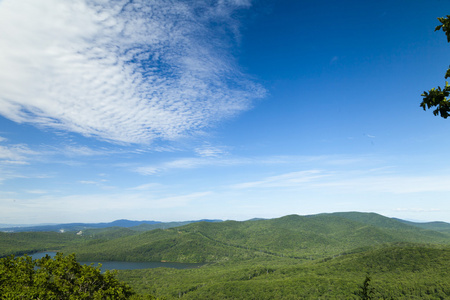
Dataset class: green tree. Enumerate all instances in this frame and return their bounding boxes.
[0,252,134,299]
[420,15,450,118]
[355,275,375,300]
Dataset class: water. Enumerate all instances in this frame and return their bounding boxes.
[29,252,204,272]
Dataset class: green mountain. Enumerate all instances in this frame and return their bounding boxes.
[60,212,450,263]
[0,231,80,257]
[3,212,450,263]
[0,227,139,257]
[129,220,222,232]
[395,218,450,233]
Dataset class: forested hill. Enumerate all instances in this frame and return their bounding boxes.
[58,212,450,263]
[394,218,450,233]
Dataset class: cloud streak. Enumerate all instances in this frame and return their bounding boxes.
[133,154,373,175]
[0,0,264,144]
[135,157,237,175]
[1,190,213,223]
[231,170,328,189]
[0,138,37,165]
[232,169,450,195]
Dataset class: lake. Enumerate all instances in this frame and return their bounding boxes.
[30,252,204,272]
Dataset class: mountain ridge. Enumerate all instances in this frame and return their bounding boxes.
[61,212,450,263]
[1,219,223,233]
[4,212,449,233]
[3,212,450,262]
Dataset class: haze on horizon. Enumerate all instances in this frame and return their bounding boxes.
[1,0,450,225]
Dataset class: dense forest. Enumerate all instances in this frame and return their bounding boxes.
[2,212,450,299]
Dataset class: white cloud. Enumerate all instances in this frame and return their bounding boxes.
[78,179,114,190]
[0,0,264,144]
[393,208,443,213]
[135,166,159,176]
[231,168,450,195]
[60,146,109,157]
[135,157,210,175]
[26,190,48,195]
[134,156,252,175]
[195,145,228,157]
[0,190,213,223]
[0,169,26,184]
[129,182,164,191]
[317,175,450,194]
[78,180,98,185]
[232,170,328,189]
[133,154,372,176]
[0,143,38,164]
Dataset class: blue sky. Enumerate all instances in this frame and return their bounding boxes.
[1,0,450,224]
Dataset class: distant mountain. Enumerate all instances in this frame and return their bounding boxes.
[1,220,161,233]
[1,219,223,233]
[0,223,58,229]
[131,219,222,232]
[246,218,267,222]
[394,218,450,233]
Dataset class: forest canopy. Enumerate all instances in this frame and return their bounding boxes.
[0,253,134,299]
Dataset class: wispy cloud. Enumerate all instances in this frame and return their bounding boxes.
[78,180,100,185]
[316,175,450,194]
[59,146,112,157]
[26,190,49,195]
[129,182,164,191]
[195,144,228,158]
[330,56,339,64]
[1,190,213,223]
[135,157,217,175]
[0,139,38,165]
[0,169,27,184]
[78,179,115,190]
[231,168,450,195]
[0,0,264,144]
[134,156,254,175]
[231,170,328,189]
[393,208,443,213]
[134,154,374,175]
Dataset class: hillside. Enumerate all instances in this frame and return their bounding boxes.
[118,243,450,299]
[60,212,450,263]
[0,227,138,257]
[3,212,450,263]
[395,218,450,233]
[130,219,222,232]
[0,231,80,257]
